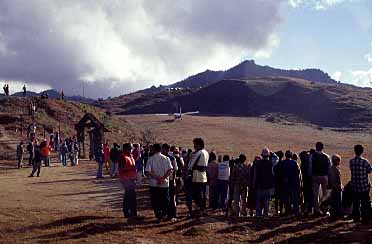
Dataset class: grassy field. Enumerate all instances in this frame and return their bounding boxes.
[2,115,372,243]
[124,115,372,184]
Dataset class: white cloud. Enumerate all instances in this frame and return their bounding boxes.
[288,0,353,10]
[332,71,342,81]
[365,54,372,62]
[0,0,285,98]
[350,69,372,87]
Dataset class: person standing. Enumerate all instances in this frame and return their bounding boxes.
[29,144,42,177]
[119,143,138,218]
[162,144,178,221]
[104,142,111,171]
[16,142,24,169]
[299,150,312,214]
[328,154,343,218]
[110,143,121,177]
[232,154,251,217]
[73,140,79,166]
[41,139,51,167]
[349,144,372,224]
[207,151,219,210]
[23,85,27,97]
[311,142,331,216]
[173,148,184,205]
[217,155,230,212]
[145,143,173,223]
[281,150,302,215]
[27,140,35,166]
[231,154,251,217]
[254,148,275,218]
[95,144,105,179]
[60,141,68,166]
[54,131,60,151]
[188,138,209,216]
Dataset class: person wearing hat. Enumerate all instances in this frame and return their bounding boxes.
[254,147,275,218]
[231,154,251,217]
[119,143,138,218]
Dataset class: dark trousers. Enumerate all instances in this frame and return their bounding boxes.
[303,176,313,212]
[168,180,177,218]
[185,178,193,213]
[352,190,371,222]
[192,182,207,211]
[284,189,300,215]
[30,161,41,176]
[28,155,34,166]
[216,180,229,210]
[330,189,342,217]
[209,184,218,209]
[149,186,170,220]
[122,180,137,218]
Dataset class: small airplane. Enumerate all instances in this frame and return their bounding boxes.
[156,107,199,121]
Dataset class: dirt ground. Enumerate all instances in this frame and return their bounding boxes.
[2,115,372,243]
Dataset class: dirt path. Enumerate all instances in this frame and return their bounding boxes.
[1,160,372,244]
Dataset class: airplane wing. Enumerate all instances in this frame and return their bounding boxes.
[155,113,174,116]
[183,111,200,115]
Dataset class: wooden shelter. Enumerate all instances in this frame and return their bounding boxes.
[75,113,109,159]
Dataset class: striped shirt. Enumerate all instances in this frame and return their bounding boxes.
[349,156,372,192]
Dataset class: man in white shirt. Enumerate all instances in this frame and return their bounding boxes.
[162,143,178,221]
[217,155,230,211]
[188,138,209,215]
[145,143,173,222]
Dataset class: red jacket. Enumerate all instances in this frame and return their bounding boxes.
[119,154,137,181]
[104,145,110,159]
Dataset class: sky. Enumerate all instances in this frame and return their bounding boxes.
[0,0,371,98]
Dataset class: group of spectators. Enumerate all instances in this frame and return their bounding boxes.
[16,130,79,176]
[111,138,372,225]
[18,133,372,225]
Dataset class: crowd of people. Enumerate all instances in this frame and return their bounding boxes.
[18,133,372,225]
[17,129,79,176]
[101,138,372,224]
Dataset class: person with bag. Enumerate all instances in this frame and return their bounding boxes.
[187,138,209,216]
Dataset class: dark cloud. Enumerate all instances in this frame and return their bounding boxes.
[0,0,284,98]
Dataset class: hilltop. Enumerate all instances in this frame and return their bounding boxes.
[101,77,372,128]
[0,96,141,155]
[10,89,96,104]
